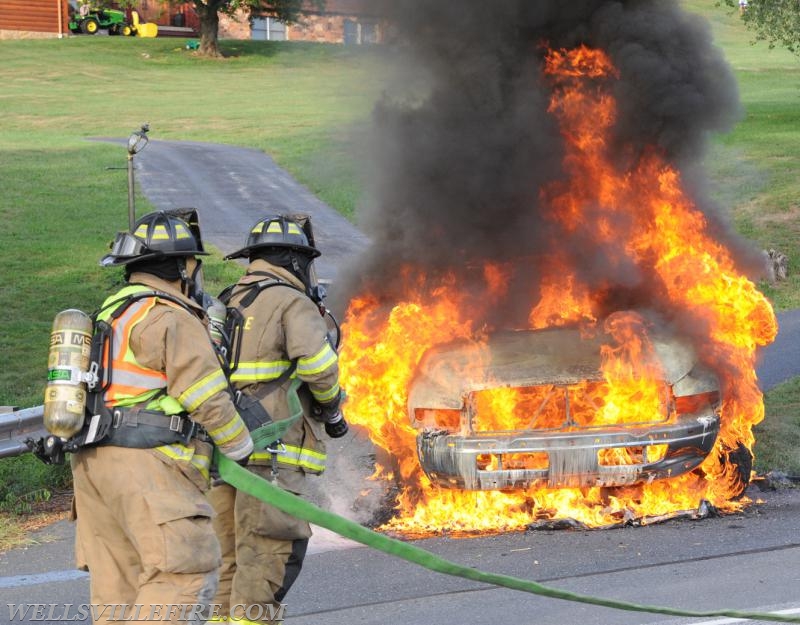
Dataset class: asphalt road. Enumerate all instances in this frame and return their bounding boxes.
[2,486,798,625]
[1,140,798,625]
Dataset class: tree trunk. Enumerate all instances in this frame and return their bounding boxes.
[195,2,223,58]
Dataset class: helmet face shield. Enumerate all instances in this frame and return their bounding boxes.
[100,231,150,266]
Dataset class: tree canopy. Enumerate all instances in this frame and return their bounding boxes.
[722,0,800,53]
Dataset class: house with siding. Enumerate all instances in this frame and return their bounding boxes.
[1,0,383,43]
[0,0,71,38]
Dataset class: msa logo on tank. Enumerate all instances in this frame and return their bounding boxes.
[44,309,95,439]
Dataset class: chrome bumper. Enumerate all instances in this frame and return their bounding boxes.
[416,412,720,490]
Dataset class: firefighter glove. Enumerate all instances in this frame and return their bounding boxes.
[311,396,349,438]
[311,393,341,423]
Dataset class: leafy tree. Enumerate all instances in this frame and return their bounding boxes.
[116,0,323,57]
[721,0,800,53]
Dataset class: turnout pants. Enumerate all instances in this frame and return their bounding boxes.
[208,465,311,625]
[71,446,221,625]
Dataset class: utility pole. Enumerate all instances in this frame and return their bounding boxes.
[126,123,150,231]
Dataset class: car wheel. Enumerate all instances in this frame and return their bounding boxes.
[121,25,133,36]
[727,442,754,497]
[81,18,99,35]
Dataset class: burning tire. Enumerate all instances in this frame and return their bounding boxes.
[726,443,755,498]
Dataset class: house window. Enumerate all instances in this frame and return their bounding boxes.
[361,21,378,44]
[252,16,286,41]
[343,19,358,45]
[343,19,378,45]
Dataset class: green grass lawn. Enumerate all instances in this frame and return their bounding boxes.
[1,1,799,523]
[1,38,382,220]
[0,37,385,409]
[683,0,800,309]
[757,377,800,475]
[0,38,386,516]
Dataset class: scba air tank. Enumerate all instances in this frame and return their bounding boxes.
[206,296,227,351]
[43,309,93,439]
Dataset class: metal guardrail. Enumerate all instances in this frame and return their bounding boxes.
[0,405,45,459]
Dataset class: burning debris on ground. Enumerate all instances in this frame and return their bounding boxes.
[755,471,800,491]
[334,0,779,536]
[527,498,720,532]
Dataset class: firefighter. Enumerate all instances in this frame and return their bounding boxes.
[70,209,254,625]
[208,214,345,624]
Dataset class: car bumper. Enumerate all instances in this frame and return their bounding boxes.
[416,412,720,490]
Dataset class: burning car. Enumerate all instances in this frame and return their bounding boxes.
[407,317,721,491]
[339,40,777,532]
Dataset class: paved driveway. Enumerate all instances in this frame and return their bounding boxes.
[109,138,370,284]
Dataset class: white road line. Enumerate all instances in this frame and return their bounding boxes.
[0,569,88,589]
[652,608,800,625]
[668,607,800,625]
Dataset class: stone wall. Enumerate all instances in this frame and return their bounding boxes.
[219,9,250,40]
[0,29,63,39]
[289,14,348,43]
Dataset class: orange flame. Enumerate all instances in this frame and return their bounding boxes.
[339,45,777,535]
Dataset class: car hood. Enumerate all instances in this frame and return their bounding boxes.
[407,326,717,413]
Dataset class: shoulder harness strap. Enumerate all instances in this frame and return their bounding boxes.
[220,272,304,377]
[89,287,199,394]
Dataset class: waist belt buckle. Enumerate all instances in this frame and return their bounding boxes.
[169,414,183,433]
[169,414,191,445]
[176,415,200,445]
[194,425,209,443]
[167,414,206,444]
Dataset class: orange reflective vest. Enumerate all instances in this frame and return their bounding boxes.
[98,285,185,414]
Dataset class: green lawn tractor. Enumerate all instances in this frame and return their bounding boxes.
[69,8,131,36]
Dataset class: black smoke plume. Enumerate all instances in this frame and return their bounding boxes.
[336,0,759,331]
